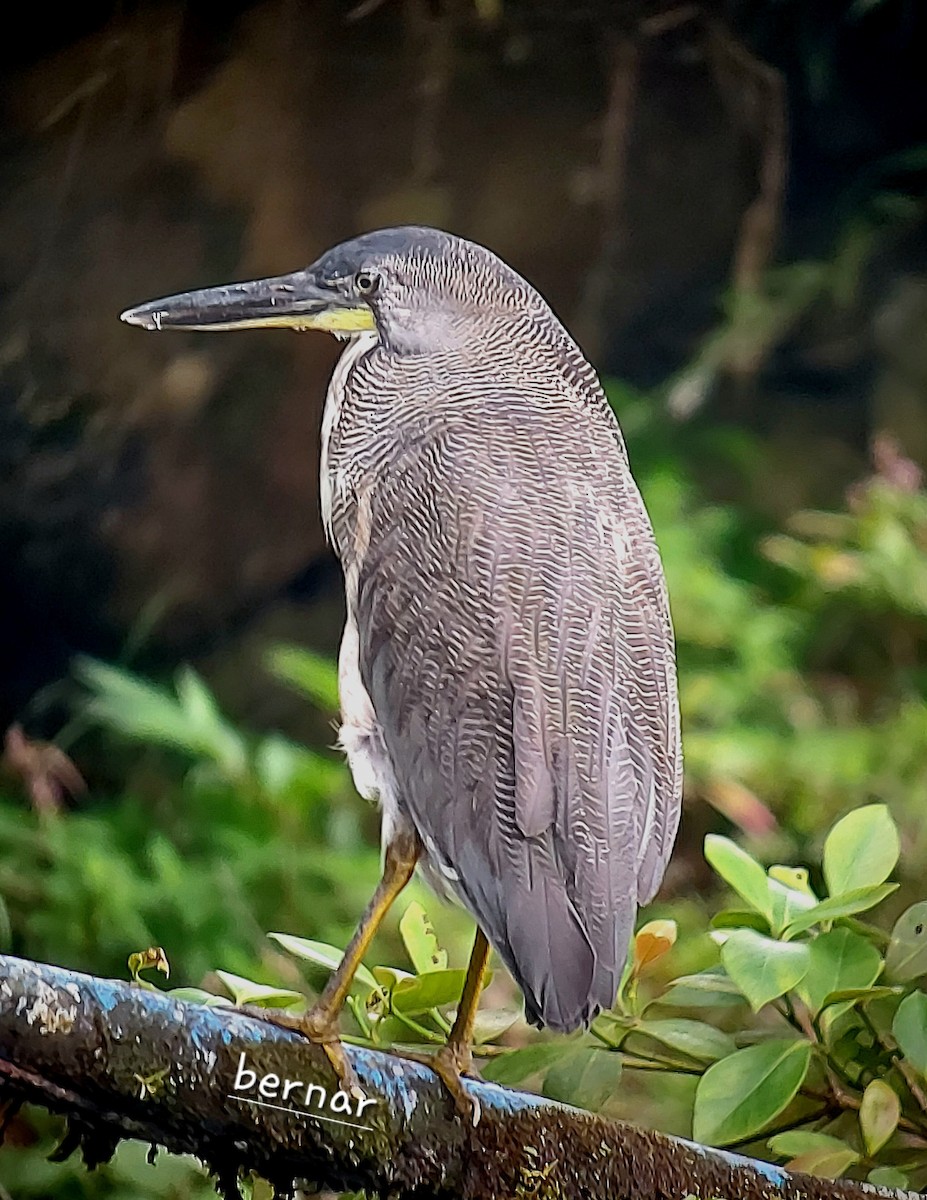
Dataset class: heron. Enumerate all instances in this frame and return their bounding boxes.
[121,226,682,1118]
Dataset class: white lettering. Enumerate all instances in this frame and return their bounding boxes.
[232,1053,256,1091]
[228,1056,378,1124]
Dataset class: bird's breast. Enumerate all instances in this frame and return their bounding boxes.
[320,331,380,547]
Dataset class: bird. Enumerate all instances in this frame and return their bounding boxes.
[121,226,682,1117]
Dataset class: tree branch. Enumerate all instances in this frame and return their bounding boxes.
[0,955,913,1199]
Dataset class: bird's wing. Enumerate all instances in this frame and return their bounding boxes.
[353,394,680,1030]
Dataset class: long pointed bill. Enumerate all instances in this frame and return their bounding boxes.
[119,270,376,334]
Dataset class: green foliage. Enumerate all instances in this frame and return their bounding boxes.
[631,1018,735,1063]
[475,806,927,1186]
[823,807,901,897]
[618,389,927,838]
[859,1080,900,1157]
[212,971,305,1009]
[0,1120,216,1200]
[267,932,380,994]
[885,903,927,982]
[891,993,927,1076]
[399,901,449,973]
[264,644,340,713]
[0,659,384,994]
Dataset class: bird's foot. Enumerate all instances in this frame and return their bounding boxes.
[248,1004,366,1103]
[396,1040,482,1125]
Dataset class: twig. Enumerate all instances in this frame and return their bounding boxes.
[575,34,641,358]
[855,1003,927,1124]
[706,20,788,300]
[406,0,453,186]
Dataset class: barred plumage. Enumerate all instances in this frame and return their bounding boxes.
[321,228,681,1030]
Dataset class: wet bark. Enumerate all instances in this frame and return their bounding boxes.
[0,954,912,1200]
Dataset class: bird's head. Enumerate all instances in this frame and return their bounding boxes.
[121,226,532,353]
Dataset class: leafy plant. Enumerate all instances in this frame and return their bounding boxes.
[622,398,927,841]
[474,804,927,1187]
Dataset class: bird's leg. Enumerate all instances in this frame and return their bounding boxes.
[263,830,420,1096]
[399,927,491,1123]
[442,927,492,1075]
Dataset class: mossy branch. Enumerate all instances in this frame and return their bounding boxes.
[0,955,914,1200]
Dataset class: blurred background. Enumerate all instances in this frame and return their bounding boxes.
[1,1,926,1196]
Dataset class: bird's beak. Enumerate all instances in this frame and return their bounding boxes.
[119,270,376,334]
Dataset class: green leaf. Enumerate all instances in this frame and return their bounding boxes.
[823,805,900,897]
[472,1008,522,1044]
[785,1146,859,1179]
[704,835,771,918]
[379,967,482,1016]
[885,902,927,982]
[818,986,901,1009]
[867,1167,909,1190]
[768,1130,851,1158]
[77,658,248,775]
[214,971,305,1009]
[367,1014,430,1045]
[692,1039,812,1146]
[77,660,206,750]
[768,866,816,897]
[399,901,448,973]
[859,1079,900,1156]
[268,932,379,995]
[634,1018,736,1062]
[767,877,818,935]
[655,970,747,1009]
[371,965,415,991]
[168,986,233,1008]
[721,930,811,1011]
[252,734,321,799]
[174,667,245,773]
[892,991,927,1076]
[265,644,340,712]
[796,928,882,1015]
[481,1042,571,1086]
[709,910,770,934]
[782,885,898,938]
[543,1045,620,1110]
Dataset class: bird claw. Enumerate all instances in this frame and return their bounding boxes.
[397,1042,482,1126]
[248,1004,367,1104]
[317,1034,367,1104]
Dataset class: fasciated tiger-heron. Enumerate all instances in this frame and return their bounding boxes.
[122,226,682,1120]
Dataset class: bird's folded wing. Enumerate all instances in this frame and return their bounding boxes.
[354,397,680,1029]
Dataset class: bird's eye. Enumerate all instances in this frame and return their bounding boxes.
[354,270,379,297]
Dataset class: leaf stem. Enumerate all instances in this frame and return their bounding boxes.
[387,1009,445,1045]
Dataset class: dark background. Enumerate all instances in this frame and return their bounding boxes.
[2,0,924,739]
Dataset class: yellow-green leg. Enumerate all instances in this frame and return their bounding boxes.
[265,830,420,1096]
[401,927,492,1123]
